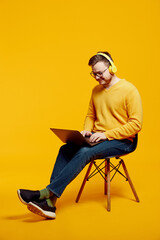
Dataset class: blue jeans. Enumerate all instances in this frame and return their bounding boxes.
[46,138,136,198]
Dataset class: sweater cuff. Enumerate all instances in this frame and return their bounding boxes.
[84,128,92,132]
[104,131,114,141]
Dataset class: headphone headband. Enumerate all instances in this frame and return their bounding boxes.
[96,52,113,64]
[96,52,117,74]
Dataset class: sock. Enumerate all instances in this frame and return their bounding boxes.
[46,195,57,207]
[39,188,53,200]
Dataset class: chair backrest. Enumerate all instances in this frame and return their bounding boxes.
[132,134,138,152]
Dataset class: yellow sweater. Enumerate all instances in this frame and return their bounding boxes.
[84,79,143,141]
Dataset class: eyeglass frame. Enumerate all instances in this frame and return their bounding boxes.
[90,67,109,78]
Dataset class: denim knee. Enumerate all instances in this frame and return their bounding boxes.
[76,146,93,164]
[78,146,90,154]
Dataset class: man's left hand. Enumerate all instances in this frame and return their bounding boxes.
[89,132,107,143]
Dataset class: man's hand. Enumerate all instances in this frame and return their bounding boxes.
[81,130,92,137]
[89,132,107,142]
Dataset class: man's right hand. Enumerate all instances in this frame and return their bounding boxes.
[80,130,92,137]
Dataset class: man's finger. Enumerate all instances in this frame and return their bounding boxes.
[95,137,100,142]
[86,132,92,136]
[90,135,97,142]
[80,131,85,136]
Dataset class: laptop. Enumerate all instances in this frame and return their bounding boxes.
[50,128,106,147]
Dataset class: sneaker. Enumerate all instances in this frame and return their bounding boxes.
[17,189,40,205]
[27,199,56,219]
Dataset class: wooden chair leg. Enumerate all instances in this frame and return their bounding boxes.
[121,160,140,202]
[75,161,94,203]
[106,159,111,211]
[104,159,107,195]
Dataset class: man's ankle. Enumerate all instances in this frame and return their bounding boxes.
[39,188,53,199]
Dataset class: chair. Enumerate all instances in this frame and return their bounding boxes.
[75,135,140,211]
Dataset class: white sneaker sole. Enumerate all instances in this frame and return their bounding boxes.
[27,202,56,219]
[17,189,28,205]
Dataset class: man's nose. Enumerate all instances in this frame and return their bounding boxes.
[95,75,101,80]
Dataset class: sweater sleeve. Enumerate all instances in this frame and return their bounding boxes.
[104,87,143,140]
[83,96,96,131]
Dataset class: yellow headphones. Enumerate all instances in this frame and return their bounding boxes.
[97,52,117,74]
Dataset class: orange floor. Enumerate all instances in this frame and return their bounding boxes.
[1,150,160,240]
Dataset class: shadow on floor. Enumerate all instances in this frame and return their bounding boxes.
[3,213,55,223]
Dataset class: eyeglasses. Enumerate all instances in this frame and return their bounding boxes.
[90,67,109,78]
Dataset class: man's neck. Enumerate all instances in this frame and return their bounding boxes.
[104,75,121,89]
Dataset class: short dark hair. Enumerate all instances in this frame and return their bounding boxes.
[88,51,114,67]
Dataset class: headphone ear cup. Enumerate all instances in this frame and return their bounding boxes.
[109,66,113,74]
[109,65,117,74]
[112,65,117,73]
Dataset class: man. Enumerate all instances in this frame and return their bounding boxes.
[17,51,143,219]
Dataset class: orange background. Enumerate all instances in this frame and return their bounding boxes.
[0,0,160,239]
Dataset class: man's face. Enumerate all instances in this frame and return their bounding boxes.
[91,61,113,87]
